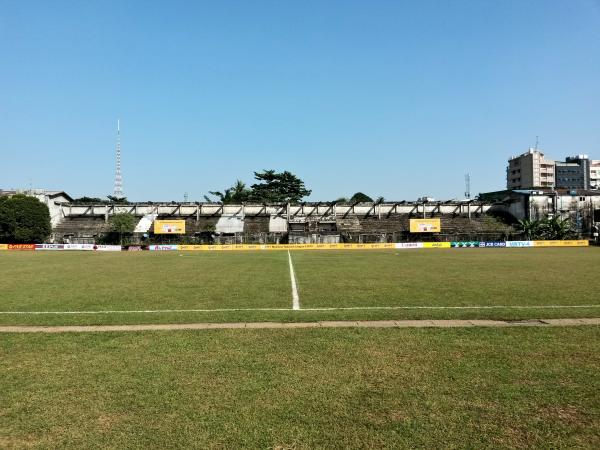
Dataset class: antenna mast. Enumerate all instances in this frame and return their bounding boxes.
[465,173,471,199]
[113,119,124,198]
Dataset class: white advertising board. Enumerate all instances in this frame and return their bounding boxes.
[395,242,424,249]
[149,245,179,251]
[95,245,122,252]
[505,241,534,248]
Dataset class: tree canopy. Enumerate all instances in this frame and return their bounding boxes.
[209,180,252,204]
[0,195,52,243]
[209,170,311,203]
[516,216,573,240]
[71,196,128,204]
[106,195,128,204]
[349,192,374,202]
[109,213,137,245]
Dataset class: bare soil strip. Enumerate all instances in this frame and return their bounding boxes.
[0,318,598,333]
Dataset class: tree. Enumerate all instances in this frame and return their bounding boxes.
[0,195,51,243]
[349,192,373,203]
[541,216,573,240]
[72,196,105,204]
[517,218,541,239]
[249,170,311,203]
[107,195,128,204]
[517,216,573,240]
[109,213,136,245]
[209,180,252,203]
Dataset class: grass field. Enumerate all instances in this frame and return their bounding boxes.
[0,248,600,324]
[2,326,599,448]
[1,248,600,325]
[2,248,600,448]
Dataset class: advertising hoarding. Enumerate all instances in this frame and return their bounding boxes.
[96,245,122,251]
[451,241,480,248]
[479,241,506,248]
[533,240,589,247]
[35,244,65,250]
[153,220,186,234]
[422,242,451,248]
[8,244,35,250]
[505,241,534,248]
[409,219,441,233]
[64,244,96,251]
[395,242,424,249]
[149,245,179,251]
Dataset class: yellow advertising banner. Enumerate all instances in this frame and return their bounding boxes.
[533,240,589,247]
[422,242,451,249]
[0,244,8,250]
[153,220,186,234]
[410,218,441,233]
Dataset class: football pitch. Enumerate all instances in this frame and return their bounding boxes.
[2,248,600,448]
[0,247,599,326]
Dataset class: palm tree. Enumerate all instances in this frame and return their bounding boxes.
[517,219,539,239]
[543,216,572,240]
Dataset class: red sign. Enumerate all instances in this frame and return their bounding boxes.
[8,244,36,250]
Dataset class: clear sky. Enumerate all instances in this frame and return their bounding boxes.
[1,0,599,201]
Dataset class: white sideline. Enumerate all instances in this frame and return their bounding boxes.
[0,305,599,314]
[288,251,300,310]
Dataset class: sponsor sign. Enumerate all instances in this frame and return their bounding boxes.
[479,241,507,248]
[0,244,8,250]
[422,242,451,248]
[409,219,441,233]
[533,240,589,247]
[64,244,95,251]
[8,244,36,250]
[395,242,424,249]
[153,220,186,234]
[95,245,122,252]
[505,241,534,248]
[149,245,179,251]
[35,244,65,250]
[451,241,480,248]
[177,243,397,251]
[127,246,143,251]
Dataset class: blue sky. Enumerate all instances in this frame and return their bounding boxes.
[1,0,599,201]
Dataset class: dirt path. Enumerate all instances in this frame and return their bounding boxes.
[0,318,598,333]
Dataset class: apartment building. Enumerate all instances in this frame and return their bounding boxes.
[507,149,555,189]
[507,150,598,190]
[591,160,600,189]
[555,155,590,190]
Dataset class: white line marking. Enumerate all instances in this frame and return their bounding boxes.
[288,250,300,310]
[0,305,599,314]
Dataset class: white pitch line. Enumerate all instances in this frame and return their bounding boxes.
[1,305,599,315]
[288,250,300,310]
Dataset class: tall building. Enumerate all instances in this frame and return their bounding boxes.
[590,160,600,190]
[506,149,555,189]
[555,155,590,190]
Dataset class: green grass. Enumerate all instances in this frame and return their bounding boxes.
[1,326,599,449]
[292,247,600,307]
[0,251,290,311]
[1,248,599,325]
